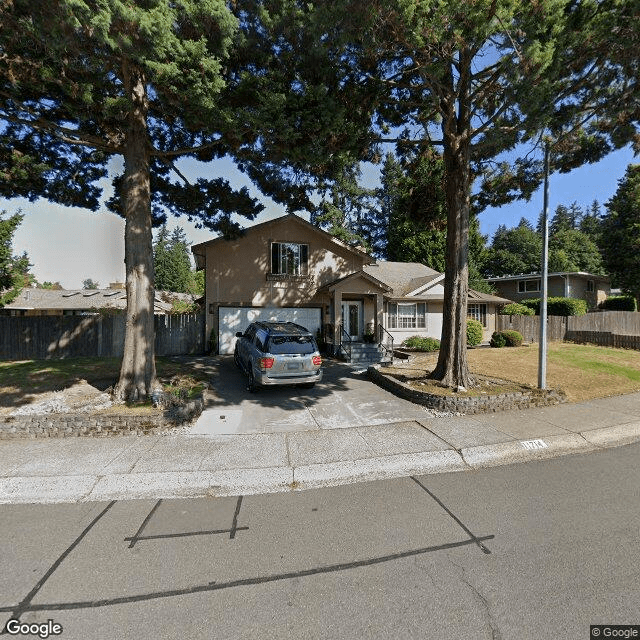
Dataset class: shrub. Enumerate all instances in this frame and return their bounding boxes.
[501,330,524,346]
[466,318,484,346]
[490,330,523,347]
[521,296,587,316]
[500,302,534,316]
[599,296,637,311]
[490,332,507,348]
[402,336,440,352]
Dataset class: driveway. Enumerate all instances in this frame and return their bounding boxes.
[187,356,435,435]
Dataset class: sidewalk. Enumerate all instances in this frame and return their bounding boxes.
[2,390,639,505]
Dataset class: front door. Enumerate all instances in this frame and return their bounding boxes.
[341,301,362,341]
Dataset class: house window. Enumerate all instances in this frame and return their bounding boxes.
[467,303,487,327]
[586,279,594,292]
[518,279,540,293]
[387,302,427,329]
[271,242,308,276]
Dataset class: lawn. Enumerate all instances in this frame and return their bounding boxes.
[388,343,640,402]
[0,356,210,412]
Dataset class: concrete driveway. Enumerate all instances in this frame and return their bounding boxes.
[189,356,435,435]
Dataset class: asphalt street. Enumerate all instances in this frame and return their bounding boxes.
[2,441,639,640]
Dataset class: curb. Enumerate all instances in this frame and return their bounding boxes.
[2,422,640,504]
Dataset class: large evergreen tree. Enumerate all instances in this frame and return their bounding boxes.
[317,0,639,388]
[1,0,367,399]
[601,164,640,307]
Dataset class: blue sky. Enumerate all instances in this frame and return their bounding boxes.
[4,144,636,289]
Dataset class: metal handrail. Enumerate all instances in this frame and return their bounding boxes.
[378,324,394,365]
[339,323,352,361]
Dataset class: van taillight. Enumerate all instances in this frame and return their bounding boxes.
[312,356,322,366]
[259,357,274,369]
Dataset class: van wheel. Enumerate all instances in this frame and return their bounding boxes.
[247,370,258,393]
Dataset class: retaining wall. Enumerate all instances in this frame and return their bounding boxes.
[0,396,204,440]
[368,366,566,414]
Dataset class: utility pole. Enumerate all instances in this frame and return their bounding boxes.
[538,142,550,389]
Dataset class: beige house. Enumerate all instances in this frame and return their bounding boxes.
[192,214,511,357]
[486,272,610,310]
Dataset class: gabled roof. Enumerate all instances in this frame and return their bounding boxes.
[363,262,440,297]
[191,213,376,267]
[316,269,392,293]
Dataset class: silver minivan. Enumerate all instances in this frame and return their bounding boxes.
[234,321,323,392]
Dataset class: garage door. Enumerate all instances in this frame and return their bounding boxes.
[218,307,322,354]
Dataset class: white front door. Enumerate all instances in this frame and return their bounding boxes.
[341,301,362,341]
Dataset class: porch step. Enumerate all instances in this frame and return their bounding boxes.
[346,343,386,364]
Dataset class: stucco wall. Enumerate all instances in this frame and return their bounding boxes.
[200,217,369,340]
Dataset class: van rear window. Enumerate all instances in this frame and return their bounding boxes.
[267,335,316,355]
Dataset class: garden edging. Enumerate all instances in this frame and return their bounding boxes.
[368,366,566,414]
[0,395,205,440]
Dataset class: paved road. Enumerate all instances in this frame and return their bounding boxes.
[2,442,639,639]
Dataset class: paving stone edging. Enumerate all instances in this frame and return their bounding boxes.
[368,366,566,414]
[0,396,205,440]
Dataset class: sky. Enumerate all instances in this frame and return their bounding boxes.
[4,144,637,290]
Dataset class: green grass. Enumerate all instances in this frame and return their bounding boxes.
[548,346,640,381]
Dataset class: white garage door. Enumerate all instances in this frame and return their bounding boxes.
[218,307,322,354]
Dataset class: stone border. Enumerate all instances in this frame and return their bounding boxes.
[0,396,204,440]
[368,366,565,414]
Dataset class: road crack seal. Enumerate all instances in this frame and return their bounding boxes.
[448,555,502,640]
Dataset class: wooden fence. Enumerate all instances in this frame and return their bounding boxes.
[0,314,205,360]
[496,311,640,348]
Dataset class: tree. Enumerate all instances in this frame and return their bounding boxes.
[153,225,197,293]
[1,1,358,400]
[482,220,543,277]
[548,229,604,274]
[601,164,640,307]
[324,0,638,388]
[0,210,31,306]
[82,279,99,290]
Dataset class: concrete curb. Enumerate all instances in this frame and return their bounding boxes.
[2,420,640,504]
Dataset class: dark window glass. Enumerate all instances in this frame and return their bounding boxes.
[267,335,316,355]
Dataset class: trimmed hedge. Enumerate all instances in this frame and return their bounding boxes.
[500,302,535,316]
[466,318,484,346]
[521,297,588,316]
[402,336,441,352]
[599,296,637,311]
[490,330,524,348]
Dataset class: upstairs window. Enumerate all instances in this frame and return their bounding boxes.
[271,242,309,276]
[518,279,540,293]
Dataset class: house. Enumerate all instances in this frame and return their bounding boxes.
[486,272,610,310]
[0,284,198,316]
[192,213,511,359]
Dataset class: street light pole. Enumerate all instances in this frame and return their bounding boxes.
[538,142,550,389]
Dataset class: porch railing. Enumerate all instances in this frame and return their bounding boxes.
[378,324,394,365]
[338,323,352,361]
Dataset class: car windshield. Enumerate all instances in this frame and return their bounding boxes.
[267,335,316,355]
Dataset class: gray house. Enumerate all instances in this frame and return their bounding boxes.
[486,272,610,310]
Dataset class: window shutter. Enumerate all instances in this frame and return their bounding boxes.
[300,244,308,275]
[271,243,279,274]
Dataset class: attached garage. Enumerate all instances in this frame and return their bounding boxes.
[218,306,322,354]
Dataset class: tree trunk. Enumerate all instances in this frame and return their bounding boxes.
[114,61,159,402]
[429,55,473,389]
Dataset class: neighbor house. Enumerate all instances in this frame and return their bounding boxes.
[0,284,198,316]
[485,272,610,310]
[192,214,511,360]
